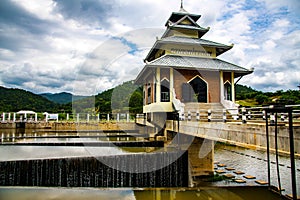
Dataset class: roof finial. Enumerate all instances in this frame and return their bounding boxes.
[179,0,187,12]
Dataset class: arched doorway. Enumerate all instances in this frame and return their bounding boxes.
[224,81,231,101]
[182,76,208,103]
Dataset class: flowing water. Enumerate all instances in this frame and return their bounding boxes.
[0,128,299,199]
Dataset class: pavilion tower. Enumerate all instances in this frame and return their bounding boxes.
[135,3,253,117]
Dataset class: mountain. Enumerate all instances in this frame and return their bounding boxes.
[72,81,143,114]
[1,83,298,113]
[0,86,59,112]
[40,92,88,104]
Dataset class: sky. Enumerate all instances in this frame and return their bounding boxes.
[0,0,299,95]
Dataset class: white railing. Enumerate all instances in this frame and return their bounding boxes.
[177,104,300,123]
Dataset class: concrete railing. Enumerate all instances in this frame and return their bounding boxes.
[0,112,135,123]
[178,105,300,123]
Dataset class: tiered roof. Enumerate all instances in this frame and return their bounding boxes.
[136,4,253,83]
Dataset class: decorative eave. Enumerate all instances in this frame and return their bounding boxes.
[135,55,253,84]
[144,36,233,62]
[161,25,209,40]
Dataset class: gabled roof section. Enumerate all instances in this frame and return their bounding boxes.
[165,11,201,27]
[173,15,199,27]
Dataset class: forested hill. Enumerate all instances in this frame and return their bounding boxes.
[72,81,143,114]
[40,92,88,104]
[0,83,299,113]
[0,86,59,112]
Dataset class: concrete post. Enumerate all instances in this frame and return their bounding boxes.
[117,113,120,122]
[170,68,174,100]
[270,113,275,125]
[208,110,211,122]
[77,114,80,122]
[2,112,5,122]
[220,71,224,101]
[188,111,191,121]
[280,113,285,121]
[181,112,185,121]
[156,67,161,103]
[242,107,247,124]
[127,113,130,122]
[223,109,227,122]
[45,113,48,122]
[107,113,110,122]
[66,113,69,121]
[13,113,16,122]
[196,110,200,121]
[87,114,90,122]
[7,113,11,122]
[231,72,235,102]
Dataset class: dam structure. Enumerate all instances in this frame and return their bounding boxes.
[0,3,299,200]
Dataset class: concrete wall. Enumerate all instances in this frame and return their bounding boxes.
[165,121,300,156]
[166,129,214,177]
[0,122,146,133]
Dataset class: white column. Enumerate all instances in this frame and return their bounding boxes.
[2,113,5,122]
[8,113,11,121]
[35,113,37,122]
[97,114,100,122]
[170,68,174,100]
[77,114,80,122]
[231,72,235,102]
[220,71,224,101]
[127,113,130,122]
[107,114,110,121]
[117,113,120,122]
[13,113,16,122]
[24,113,27,120]
[45,113,48,122]
[67,113,69,121]
[87,114,90,122]
[156,67,161,103]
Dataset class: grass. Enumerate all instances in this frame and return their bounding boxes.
[236,99,259,107]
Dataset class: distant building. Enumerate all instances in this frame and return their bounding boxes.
[135,4,253,120]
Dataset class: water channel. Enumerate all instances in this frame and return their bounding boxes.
[0,128,299,199]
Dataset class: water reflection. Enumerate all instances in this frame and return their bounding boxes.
[0,187,286,200]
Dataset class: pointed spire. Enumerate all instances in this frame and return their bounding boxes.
[179,0,187,13]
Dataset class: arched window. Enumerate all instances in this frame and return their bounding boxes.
[161,78,170,102]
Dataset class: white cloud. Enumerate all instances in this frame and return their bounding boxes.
[0,0,299,95]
